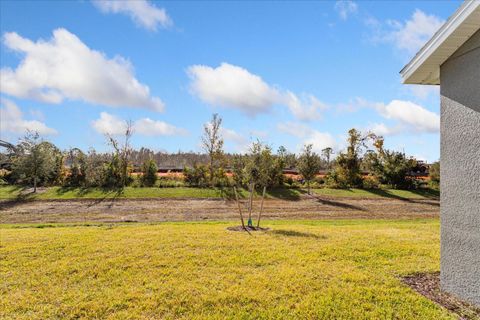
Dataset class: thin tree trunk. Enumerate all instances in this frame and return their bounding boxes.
[33,176,37,193]
[256,186,266,228]
[210,156,214,186]
[234,187,245,229]
[248,182,254,226]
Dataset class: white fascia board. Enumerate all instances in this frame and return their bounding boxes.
[400,1,480,85]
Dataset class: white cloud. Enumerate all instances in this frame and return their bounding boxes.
[92,112,186,136]
[364,15,380,29]
[284,92,327,121]
[389,10,444,54]
[92,112,128,135]
[188,63,279,115]
[366,100,440,136]
[336,97,371,113]
[335,1,358,20]
[277,121,337,153]
[29,109,46,122]
[221,127,250,152]
[249,129,268,139]
[187,63,327,120]
[303,131,337,154]
[405,85,439,100]
[338,97,440,136]
[277,121,313,138]
[367,122,403,136]
[202,121,250,153]
[92,0,172,31]
[332,97,440,135]
[0,98,57,135]
[369,9,444,55]
[133,118,187,136]
[376,100,440,133]
[221,127,247,145]
[0,29,164,112]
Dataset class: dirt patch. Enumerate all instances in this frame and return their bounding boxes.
[402,272,480,320]
[226,225,270,232]
[0,196,439,224]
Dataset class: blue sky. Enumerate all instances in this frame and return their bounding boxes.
[0,0,462,161]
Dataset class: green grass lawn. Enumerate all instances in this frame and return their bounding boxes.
[0,185,439,201]
[0,219,453,319]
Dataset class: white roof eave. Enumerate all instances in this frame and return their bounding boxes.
[400,1,480,85]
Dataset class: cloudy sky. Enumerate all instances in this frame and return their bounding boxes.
[0,0,461,161]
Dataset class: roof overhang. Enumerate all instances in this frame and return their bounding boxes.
[400,0,480,85]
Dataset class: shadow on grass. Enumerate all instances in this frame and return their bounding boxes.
[362,188,439,204]
[54,186,125,200]
[218,187,236,200]
[220,187,303,201]
[313,195,366,211]
[0,186,128,210]
[54,186,92,197]
[85,188,125,208]
[269,229,327,239]
[266,187,304,201]
[5,185,24,194]
[0,186,37,210]
[363,188,412,201]
[409,188,440,199]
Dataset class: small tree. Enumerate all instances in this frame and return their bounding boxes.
[103,153,122,188]
[270,147,288,187]
[231,154,246,187]
[241,141,279,227]
[364,136,417,189]
[297,144,321,194]
[330,129,374,188]
[106,121,134,188]
[51,151,67,186]
[321,147,334,169]
[12,131,58,192]
[202,114,224,186]
[65,148,86,187]
[84,148,106,187]
[141,159,158,187]
[279,145,297,169]
[184,163,209,187]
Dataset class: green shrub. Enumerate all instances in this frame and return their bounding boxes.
[141,159,157,187]
[285,176,294,186]
[129,175,142,188]
[157,176,184,188]
[429,162,440,190]
[314,176,325,186]
[324,171,347,189]
[231,155,246,187]
[362,175,380,189]
[212,167,230,188]
[184,164,208,187]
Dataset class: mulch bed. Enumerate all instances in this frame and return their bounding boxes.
[226,225,270,232]
[402,272,480,320]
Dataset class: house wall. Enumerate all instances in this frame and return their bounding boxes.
[440,28,480,306]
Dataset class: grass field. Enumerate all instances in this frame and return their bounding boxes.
[0,185,439,201]
[0,219,454,319]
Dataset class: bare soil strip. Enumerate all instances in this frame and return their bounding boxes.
[0,196,439,224]
[402,272,480,320]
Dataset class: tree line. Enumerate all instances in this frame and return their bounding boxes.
[0,114,438,193]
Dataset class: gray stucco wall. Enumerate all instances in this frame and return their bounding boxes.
[440,28,480,306]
